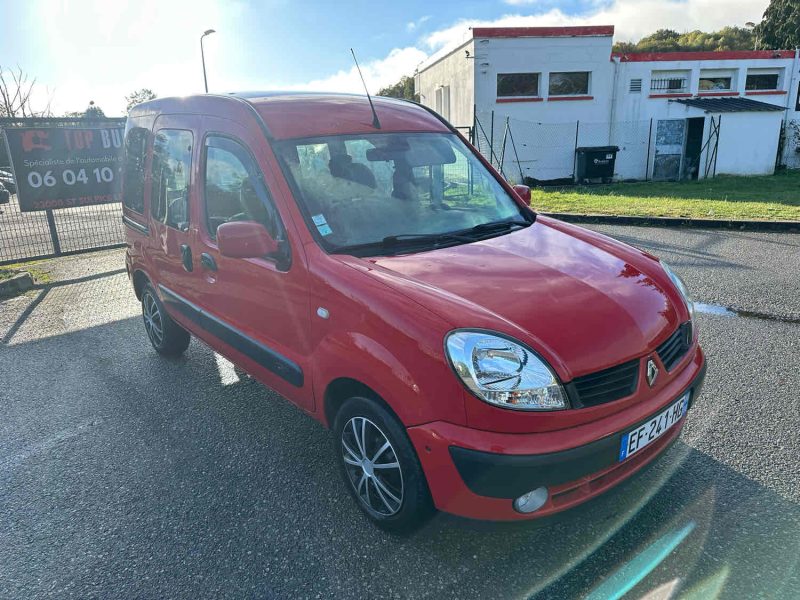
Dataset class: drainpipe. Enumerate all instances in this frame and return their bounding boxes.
[609,55,621,144]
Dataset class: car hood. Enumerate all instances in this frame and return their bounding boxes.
[341,217,684,381]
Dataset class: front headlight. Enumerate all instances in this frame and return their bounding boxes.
[661,261,694,320]
[445,330,567,411]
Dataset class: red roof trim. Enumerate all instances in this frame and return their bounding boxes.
[615,50,795,62]
[473,26,614,39]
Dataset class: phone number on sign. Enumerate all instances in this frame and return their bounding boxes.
[26,167,115,188]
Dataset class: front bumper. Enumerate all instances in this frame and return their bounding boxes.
[408,347,706,521]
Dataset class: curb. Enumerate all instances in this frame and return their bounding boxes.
[0,272,34,296]
[540,212,800,233]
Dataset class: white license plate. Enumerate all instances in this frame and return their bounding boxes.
[618,392,689,461]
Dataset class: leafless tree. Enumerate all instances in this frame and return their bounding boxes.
[0,65,54,118]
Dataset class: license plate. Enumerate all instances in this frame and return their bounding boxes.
[618,392,689,461]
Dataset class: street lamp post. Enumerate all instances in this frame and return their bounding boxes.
[200,29,216,93]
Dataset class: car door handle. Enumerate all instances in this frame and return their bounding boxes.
[200,252,217,272]
[180,244,193,272]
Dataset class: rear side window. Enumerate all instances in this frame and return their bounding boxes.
[151,129,193,230]
[203,136,282,240]
[122,127,147,213]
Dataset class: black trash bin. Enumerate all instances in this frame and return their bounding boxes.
[575,146,619,183]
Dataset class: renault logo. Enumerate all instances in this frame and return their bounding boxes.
[646,359,659,387]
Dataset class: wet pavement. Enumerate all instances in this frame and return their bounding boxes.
[1,224,798,599]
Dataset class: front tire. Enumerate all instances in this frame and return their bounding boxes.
[334,397,435,533]
[141,283,190,356]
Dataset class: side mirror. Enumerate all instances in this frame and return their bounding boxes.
[217,221,279,259]
[512,184,532,206]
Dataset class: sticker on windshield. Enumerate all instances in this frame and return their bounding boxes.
[311,213,333,236]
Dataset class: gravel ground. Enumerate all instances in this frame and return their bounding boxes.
[1,226,798,599]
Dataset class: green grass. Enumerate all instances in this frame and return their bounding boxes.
[531,170,800,221]
[0,259,52,285]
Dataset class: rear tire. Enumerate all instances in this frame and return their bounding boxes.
[333,396,435,533]
[141,283,190,356]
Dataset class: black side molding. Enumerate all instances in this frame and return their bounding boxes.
[158,285,303,387]
[450,359,707,499]
[123,215,149,235]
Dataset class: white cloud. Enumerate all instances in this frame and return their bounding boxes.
[281,46,428,94]
[406,15,432,32]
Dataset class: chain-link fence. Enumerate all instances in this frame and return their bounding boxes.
[472,111,655,184]
[0,117,126,264]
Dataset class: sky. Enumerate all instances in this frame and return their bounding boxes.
[0,0,770,116]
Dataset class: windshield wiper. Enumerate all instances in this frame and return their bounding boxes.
[336,220,530,257]
[469,219,530,234]
[382,232,474,246]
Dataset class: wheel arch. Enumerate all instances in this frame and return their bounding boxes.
[132,269,152,300]
[324,377,402,430]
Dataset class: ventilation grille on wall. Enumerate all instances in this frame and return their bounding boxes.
[629,78,643,93]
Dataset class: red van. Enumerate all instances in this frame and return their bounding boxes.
[122,93,705,531]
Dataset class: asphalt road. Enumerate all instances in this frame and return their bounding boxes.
[1,225,798,599]
[0,194,123,264]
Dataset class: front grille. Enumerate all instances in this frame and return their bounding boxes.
[568,359,640,408]
[656,322,692,371]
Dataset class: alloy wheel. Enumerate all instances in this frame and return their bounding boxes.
[341,416,404,516]
[142,292,164,347]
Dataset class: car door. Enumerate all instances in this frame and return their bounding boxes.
[186,121,313,410]
[146,116,199,308]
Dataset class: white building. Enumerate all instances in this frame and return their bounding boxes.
[416,26,800,182]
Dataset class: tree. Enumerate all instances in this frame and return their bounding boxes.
[125,88,156,112]
[378,75,419,101]
[0,65,53,118]
[756,0,800,49]
[613,26,755,53]
[64,100,106,119]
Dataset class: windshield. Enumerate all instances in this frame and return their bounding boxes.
[275,132,530,255]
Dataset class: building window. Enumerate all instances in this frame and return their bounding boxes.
[548,72,590,96]
[122,127,147,214]
[434,86,451,120]
[150,129,193,230]
[629,78,642,93]
[650,77,687,93]
[746,73,780,90]
[497,73,539,97]
[699,70,734,92]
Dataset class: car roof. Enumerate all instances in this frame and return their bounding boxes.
[129,92,451,140]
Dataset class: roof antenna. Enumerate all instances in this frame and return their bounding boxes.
[350,48,381,129]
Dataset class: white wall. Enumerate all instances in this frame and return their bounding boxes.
[714,111,783,176]
[418,36,800,179]
[417,40,475,128]
[614,57,798,123]
[473,35,614,125]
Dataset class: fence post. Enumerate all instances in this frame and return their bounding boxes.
[489,111,495,169]
[573,120,580,182]
[645,118,653,181]
[44,209,62,256]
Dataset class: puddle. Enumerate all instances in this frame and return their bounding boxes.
[694,302,800,325]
